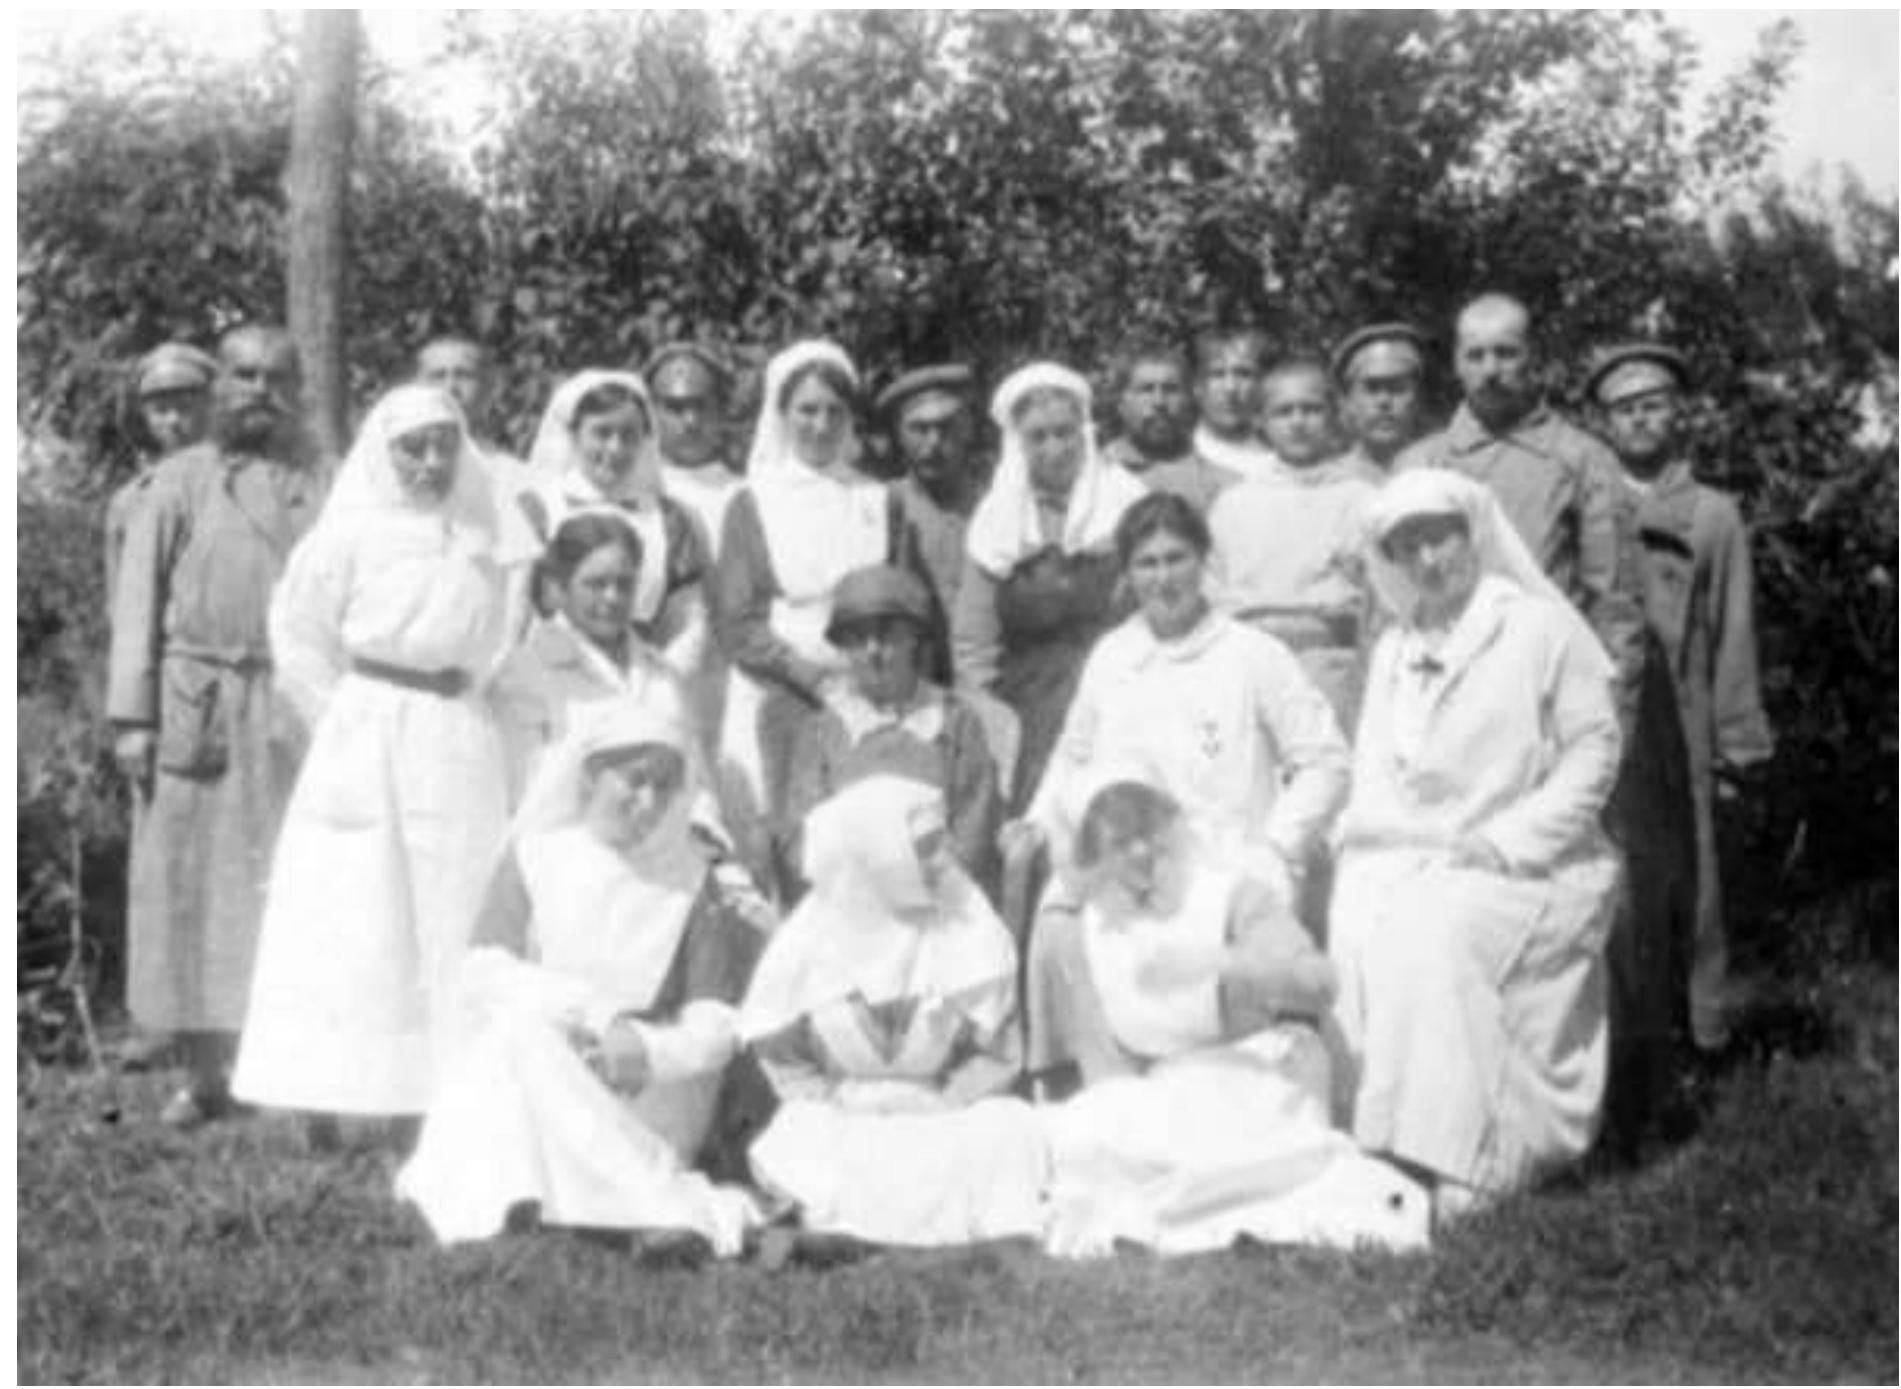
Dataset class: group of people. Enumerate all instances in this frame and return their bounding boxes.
[101,289,1772,1260]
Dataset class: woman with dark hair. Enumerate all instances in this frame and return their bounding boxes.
[712,342,934,885]
[951,363,1148,814]
[1027,776,1429,1256]
[1010,488,1349,911]
[491,511,716,823]
[527,371,711,683]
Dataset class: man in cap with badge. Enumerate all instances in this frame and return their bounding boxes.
[1330,321,1432,472]
[878,362,987,612]
[108,344,220,604]
[1589,342,1774,1056]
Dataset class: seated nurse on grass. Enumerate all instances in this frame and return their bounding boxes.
[397,702,766,1256]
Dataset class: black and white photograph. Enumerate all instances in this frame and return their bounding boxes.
[15,8,1898,1382]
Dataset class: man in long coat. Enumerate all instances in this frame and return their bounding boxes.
[108,325,329,1126]
[1589,342,1775,1054]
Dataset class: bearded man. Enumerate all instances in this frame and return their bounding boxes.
[108,324,330,1127]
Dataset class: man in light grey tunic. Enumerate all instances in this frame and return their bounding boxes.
[108,325,329,1127]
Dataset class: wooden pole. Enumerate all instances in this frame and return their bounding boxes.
[285,10,360,460]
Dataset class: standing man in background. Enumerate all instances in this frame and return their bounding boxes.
[1590,342,1775,1055]
[1396,293,1647,716]
[1191,325,1282,483]
[108,325,329,1128]
[1101,336,1234,515]
[650,342,746,747]
[878,362,987,612]
[1331,321,1433,473]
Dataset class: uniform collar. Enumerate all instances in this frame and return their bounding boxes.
[1126,606,1227,669]
[1444,400,1559,456]
[827,682,947,743]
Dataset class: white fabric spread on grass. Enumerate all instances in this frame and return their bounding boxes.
[741,776,1047,1246]
[395,703,759,1252]
[1037,862,1429,1258]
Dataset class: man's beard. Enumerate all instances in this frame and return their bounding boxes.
[1129,418,1192,460]
[215,406,284,453]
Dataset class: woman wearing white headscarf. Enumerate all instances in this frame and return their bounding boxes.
[525,369,712,683]
[395,702,764,1253]
[233,385,533,1119]
[711,341,917,882]
[951,362,1148,812]
[1329,468,1623,1222]
[739,776,1045,1248]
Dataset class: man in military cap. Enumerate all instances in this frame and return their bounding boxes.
[877,363,987,611]
[1590,342,1774,1054]
[1396,293,1648,722]
[1100,336,1234,514]
[1331,321,1432,471]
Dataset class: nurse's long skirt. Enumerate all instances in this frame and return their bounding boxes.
[232,673,508,1115]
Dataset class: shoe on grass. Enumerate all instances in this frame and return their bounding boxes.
[115,1032,175,1072]
[158,1087,227,1130]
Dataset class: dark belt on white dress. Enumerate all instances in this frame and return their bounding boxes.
[349,656,469,698]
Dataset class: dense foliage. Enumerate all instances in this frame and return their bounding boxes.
[16,11,1897,987]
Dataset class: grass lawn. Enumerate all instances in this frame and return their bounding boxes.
[18,960,1896,1384]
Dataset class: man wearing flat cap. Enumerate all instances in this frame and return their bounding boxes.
[774,562,1003,901]
[108,344,219,605]
[1331,322,1431,472]
[879,363,987,612]
[1100,336,1235,515]
[1590,342,1774,1055]
[1396,293,1648,725]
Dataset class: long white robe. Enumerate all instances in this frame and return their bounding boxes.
[1329,576,1622,1193]
[232,506,514,1114]
[395,826,759,1252]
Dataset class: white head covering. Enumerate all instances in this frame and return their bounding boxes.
[1363,468,1560,613]
[738,775,1016,1041]
[741,340,888,606]
[528,369,663,509]
[1365,468,1612,668]
[320,383,502,552]
[529,369,677,619]
[966,362,1148,576]
[746,340,863,482]
[508,699,707,990]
